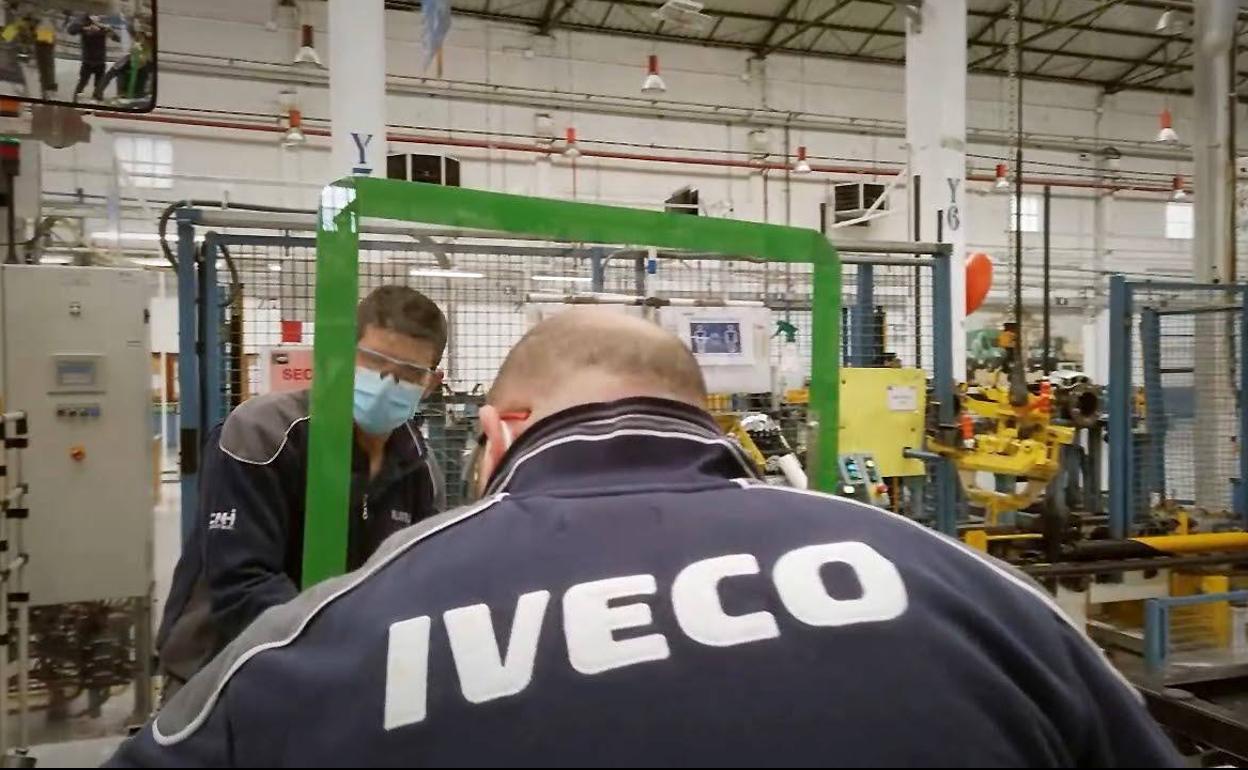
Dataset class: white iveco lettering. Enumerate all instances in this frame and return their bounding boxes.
[773,542,908,627]
[383,541,908,731]
[384,615,431,731]
[444,590,550,704]
[564,574,671,676]
[672,554,779,647]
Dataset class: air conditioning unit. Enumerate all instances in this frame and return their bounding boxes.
[665,186,699,216]
[830,182,888,226]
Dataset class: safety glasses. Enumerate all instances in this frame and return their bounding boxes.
[357,346,437,387]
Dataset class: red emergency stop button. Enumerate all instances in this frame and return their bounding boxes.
[70,445,86,462]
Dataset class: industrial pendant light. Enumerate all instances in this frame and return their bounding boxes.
[1171,174,1187,201]
[793,146,812,174]
[1157,107,1178,144]
[563,127,581,158]
[994,163,1010,190]
[642,54,667,95]
[283,108,306,147]
[294,23,322,68]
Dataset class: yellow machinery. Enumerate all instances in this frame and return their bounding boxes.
[714,413,767,471]
[839,368,927,478]
[932,384,1075,523]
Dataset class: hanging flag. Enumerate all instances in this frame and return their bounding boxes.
[421,0,452,71]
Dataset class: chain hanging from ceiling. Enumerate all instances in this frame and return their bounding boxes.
[1006,0,1023,347]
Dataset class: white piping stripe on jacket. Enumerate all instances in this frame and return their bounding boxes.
[153,493,508,746]
[221,417,426,467]
[219,416,310,466]
[490,428,757,494]
[736,483,1145,704]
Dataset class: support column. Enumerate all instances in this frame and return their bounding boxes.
[1193,0,1238,513]
[1193,0,1236,285]
[328,0,388,179]
[906,0,967,379]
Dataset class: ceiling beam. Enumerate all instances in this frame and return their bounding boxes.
[757,0,857,58]
[1028,2,1128,78]
[853,4,897,57]
[967,1,1013,48]
[1124,41,1194,89]
[853,0,1184,43]
[451,6,1248,100]
[538,0,578,36]
[1102,38,1174,93]
[755,0,801,53]
[968,0,1128,70]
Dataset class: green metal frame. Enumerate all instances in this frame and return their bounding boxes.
[307,176,841,586]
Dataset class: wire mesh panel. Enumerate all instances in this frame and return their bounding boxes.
[1126,285,1244,525]
[1145,591,1248,677]
[839,260,936,372]
[208,232,839,511]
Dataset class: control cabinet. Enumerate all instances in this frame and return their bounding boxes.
[0,266,153,606]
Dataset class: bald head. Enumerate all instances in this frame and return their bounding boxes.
[488,308,707,417]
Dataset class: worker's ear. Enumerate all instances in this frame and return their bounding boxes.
[475,405,511,497]
[424,369,445,398]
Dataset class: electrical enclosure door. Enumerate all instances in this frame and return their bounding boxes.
[0,265,153,606]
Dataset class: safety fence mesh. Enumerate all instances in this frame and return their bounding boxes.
[1128,286,1243,523]
[199,226,944,513]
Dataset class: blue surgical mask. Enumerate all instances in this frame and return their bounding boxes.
[353,366,423,436]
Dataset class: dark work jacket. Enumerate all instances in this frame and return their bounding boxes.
[155,389,444,685]
[117,398,1179,768]
[66,17,117,64]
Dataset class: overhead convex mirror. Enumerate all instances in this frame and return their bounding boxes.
[0,0,156,114]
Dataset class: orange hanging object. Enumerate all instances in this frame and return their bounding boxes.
[966,252,993,315]
[960,413,974,441]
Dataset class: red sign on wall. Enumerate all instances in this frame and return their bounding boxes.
[267,347,314,393]
[280,320,304,344]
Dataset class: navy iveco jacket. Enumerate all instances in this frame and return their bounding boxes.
[116,398,1180,767]
[156,389,444,687]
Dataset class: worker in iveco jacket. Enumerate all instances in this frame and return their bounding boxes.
[112,308,1180,767]
[155,286,447,697]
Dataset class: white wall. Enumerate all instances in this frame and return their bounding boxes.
[39,0,1234,385]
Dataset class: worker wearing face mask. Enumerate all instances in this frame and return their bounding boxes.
[155,286,447,698]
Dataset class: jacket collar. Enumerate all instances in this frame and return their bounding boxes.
[351,419,425,477]
[484,397,761,496]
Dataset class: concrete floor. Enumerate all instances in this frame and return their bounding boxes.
[18,481,182,768]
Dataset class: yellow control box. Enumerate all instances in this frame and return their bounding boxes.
[839,367,927,477]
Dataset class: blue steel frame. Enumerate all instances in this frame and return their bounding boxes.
[174,222,325,542]
[1139,307,1165,499]
[1144,590,1248,674]
[175,212,200,545]
[853,263,874,367]
[931,247,958,535]
[1108,278,1248,539]
[841,248,956,534]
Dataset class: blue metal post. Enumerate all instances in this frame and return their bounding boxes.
[1139,307,1166,498]
[1108,276,1132,539]
[1143,598,1166,675]
[590,247,605,293]
[1239,288,1248,523]
[853,264,874,366]
[201,236,224,426]
[175,215,200,545]
[932,248,958,535]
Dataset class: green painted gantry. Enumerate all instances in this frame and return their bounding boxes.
[306,176,840,586]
